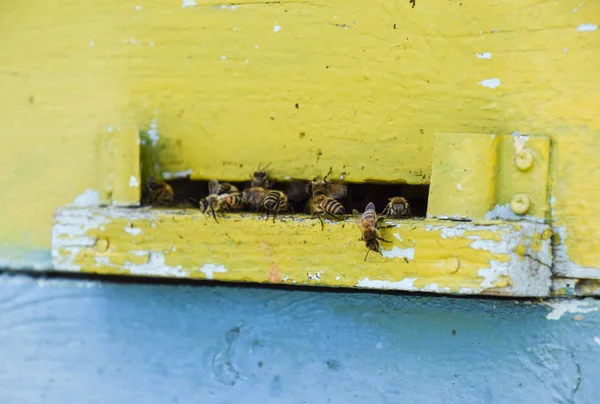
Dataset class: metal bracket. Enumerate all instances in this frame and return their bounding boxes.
[427,133,551,222]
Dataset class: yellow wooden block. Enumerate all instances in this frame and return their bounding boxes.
[110,127,141,206]
[428,133,550,222]
[52,208,553,297]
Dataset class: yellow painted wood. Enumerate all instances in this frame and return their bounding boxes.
[110,127,141,206]
[428,133,550,222]
[0,0,599,281]
[52,208,553,296]
[551,278,600,297]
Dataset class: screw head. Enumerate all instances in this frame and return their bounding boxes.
[96,238,109,253]
[510,193,531,215]
[515,149,534,171]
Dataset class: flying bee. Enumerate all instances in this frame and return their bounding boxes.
[196,179,243,222]
[242,187,266,212]
[251,163,272,189]
[306,167,347,200]
[307,192,346,230]
[381,197,411,219]
[353,202,390,261]
[147,176,174,207]
[263,190,290,222]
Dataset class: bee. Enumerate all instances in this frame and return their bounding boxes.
[307,193,346,230]
[381,197,411,219]
[147,176,174,207]
[353,202,390,261]
[251,163,272,189]
[197,179,243,222]
[263,190,289,222]
[214,182,240,195]
[242,187,266,212]
[306,167,347,200]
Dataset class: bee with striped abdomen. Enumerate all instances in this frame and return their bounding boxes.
[263,190,289,222]
[307,191,346,230]
[381,197,411,219]
[197,179,243,223]
[147,176,174,207]
[353,202,390,261]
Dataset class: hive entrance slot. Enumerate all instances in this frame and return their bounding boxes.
[145,178,429,218]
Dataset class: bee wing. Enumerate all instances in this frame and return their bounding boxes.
[229,184,240,194]
[352,209,360,216]
[208,179,220,195]
[328,183,348,199]
[365,202,376,212]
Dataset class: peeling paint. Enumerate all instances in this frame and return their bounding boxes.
[576,23,598,32]
[478,78,501,89]
[124,225,142,236]
[274,25,281,33]
[553,226,600,278]
[129,175,139,187]
[484,204,544,223]
[381,246,414,261]
[162,169,192,180]
[182,0,196,8]
[357,277,417,291]
[594,337,600,346]
[476,52,492,59]
[456,183,463,191]
[147,118,159,147]
[199,264,227,280]
[545,299,599,320]
[71,189,100,207]
[307,271,323,281]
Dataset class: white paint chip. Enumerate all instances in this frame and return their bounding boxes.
[136,5,142,10]
[357,277,418,291]
[545,299,599,320]
[457,183,463,191]
[148,118,159,147]
[274,25,281,33]
[71,189,100,207]
[307,271,323,281]
[129,176,139,187]
[200,264,227,280]
[478,78,501,89]
[182,0,197,7]
[577,23,598,32]
[89,40,94,47]
[594,336,600,346]
[381,246,415,261]
[476,52,492,59]
[124,225,142,236]
[255,44,259,49]
[220,55,227,60]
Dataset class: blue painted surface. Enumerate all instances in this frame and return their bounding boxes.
[0,273,599,404]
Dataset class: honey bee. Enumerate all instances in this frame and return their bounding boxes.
[306,167,347,200]
[147,176,174,207]
[381,197,411,219]
[251,163,272,189]
[263,190,289,222]
[242,187,266,212]
[307,193,346,230]
[214,182,240,195]
[198,179,243,222]
[353,202,390,261]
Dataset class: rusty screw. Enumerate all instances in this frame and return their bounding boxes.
[510,193,531,215]
[515,149,534,171]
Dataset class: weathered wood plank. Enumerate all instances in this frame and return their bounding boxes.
[52,208,553,297]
